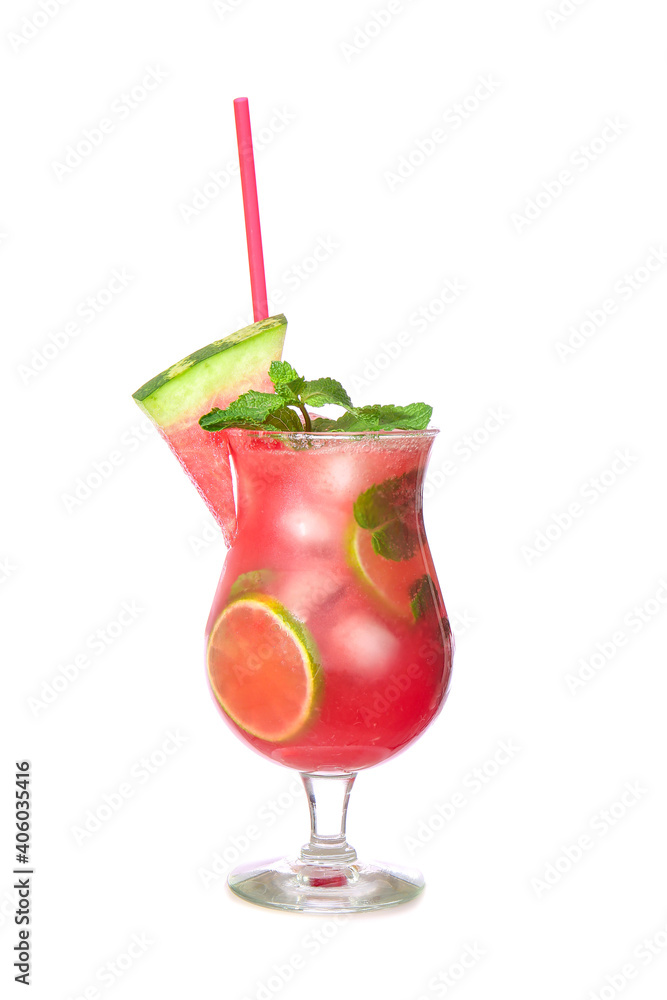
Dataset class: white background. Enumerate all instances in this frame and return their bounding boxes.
[2,0,666,997]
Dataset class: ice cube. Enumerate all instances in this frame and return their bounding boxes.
[278,506,346,557]
[319,454,359,492]
[278,567,346,621]
[309,452,372,500]
[280,507,332,541]
[327,613,400,677]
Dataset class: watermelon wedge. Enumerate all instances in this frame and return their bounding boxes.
[132,314,287,546]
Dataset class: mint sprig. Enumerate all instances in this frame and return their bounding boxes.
[199,361,432,434]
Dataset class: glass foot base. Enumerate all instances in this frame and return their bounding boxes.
[228,856,425,913]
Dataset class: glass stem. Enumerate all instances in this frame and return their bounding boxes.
[299,772,358,864]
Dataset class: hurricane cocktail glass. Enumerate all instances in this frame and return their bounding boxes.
[206,428,453,912]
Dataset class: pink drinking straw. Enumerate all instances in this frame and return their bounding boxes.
[233,97,269,323]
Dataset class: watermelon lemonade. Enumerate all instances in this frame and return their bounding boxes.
[206,429,452,773]
[132,317,455,910]
[133,98,457,911]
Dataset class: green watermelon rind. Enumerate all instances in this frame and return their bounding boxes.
[132,314,287,427]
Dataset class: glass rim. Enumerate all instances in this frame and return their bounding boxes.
[224,427,439,441]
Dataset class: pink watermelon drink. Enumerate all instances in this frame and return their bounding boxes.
[133,98,456,911]
[205,429,452,773]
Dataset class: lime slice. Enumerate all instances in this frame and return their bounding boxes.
[348,522,421,619]
[207,595,320,742]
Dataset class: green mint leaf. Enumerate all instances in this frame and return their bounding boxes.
[354,470,418,529]
[325,410,378,431]
[344,407,380,430]
[354,470,420,561]
[310,416,340,431]
[199,407,264,431]
[316,403,432,432]
[355,403,433,430]
[354,479,395,528]
[371,519,418,561]
[199,390,288,431]
[269,360,301,387]
[271,363,355,417]
[311,409,382,431]
[409,575,432,621]
[269,362,307,404]
[266,406,303,431]
[408,576,453,640]
[300,378,354,411]
[275,377,306,403]
[381,402,432,429]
